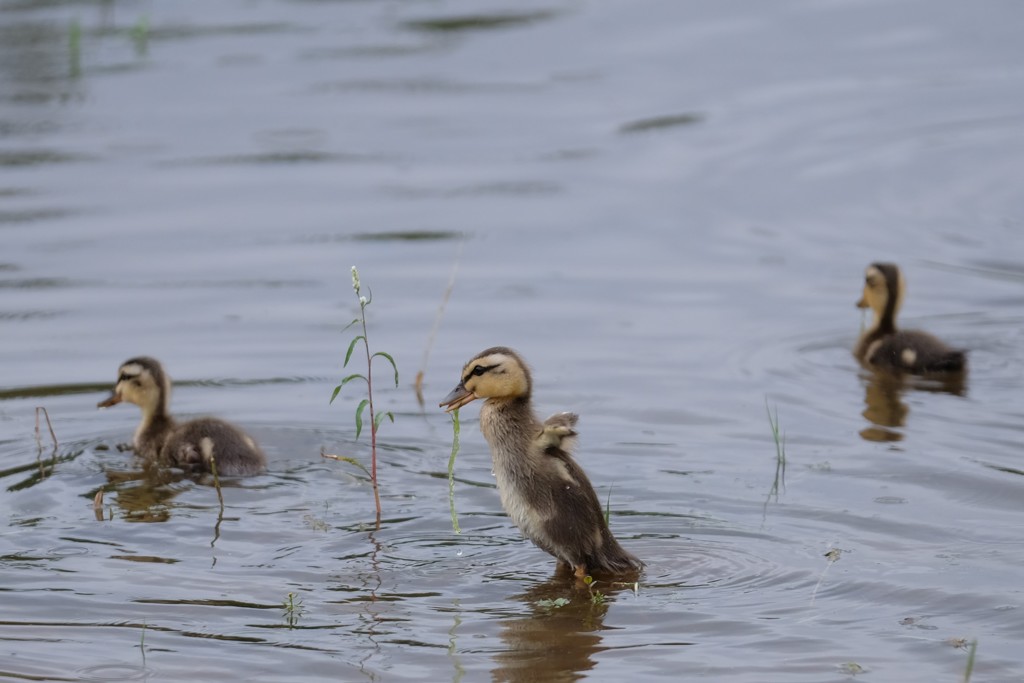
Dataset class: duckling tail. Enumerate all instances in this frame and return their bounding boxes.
[593,538,644,574]
[932,350,967,372]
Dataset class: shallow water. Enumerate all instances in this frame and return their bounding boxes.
[2,0,1024,680]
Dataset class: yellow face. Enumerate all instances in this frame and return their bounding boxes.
[856,265,888,314]
[439,348,530,412]
[856,263,904,327]
[97,360,167,413]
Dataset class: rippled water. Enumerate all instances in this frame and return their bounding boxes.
[3,1,1024,681]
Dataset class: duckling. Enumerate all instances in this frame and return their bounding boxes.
[440,347,642,578]
[97,357,266,477]
[855,263,967,373]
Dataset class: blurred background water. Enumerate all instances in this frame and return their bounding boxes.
[2,0,1023,680]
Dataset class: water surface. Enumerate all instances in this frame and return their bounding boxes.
[2,1,1024,681]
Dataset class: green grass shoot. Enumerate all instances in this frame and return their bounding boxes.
[69,20,81,78]
[130,16,149,57]
[282,592,305,629]
[448,408,461,534]
[963,639,977,683]
[766,397,786,500]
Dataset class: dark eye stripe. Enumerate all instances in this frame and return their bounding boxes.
[118,373,138,383]
[463,364,495,383]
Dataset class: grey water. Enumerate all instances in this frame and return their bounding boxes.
[2,0,1024,681]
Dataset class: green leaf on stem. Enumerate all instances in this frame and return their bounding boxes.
[330,373,367,404]
[354,399,370,440]
[372,351,399,387]
[342,317,360,333]
[344,335,365,368]
[341,373,366,388]
[373,410,394,434]
[328,454,370,478]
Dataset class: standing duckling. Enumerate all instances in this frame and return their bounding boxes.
[98,357,267,477]
[855,263,967,373]
[440,347,642,578]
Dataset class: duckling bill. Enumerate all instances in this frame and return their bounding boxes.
[98,357,266,477]
[440,347,642,578]
[855,263,966,373]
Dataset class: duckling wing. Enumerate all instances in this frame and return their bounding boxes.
[164,418,267,477]
[537,450,640,573]
[870,331,967,373]
[536,412,579,452]
[543,412,579,431]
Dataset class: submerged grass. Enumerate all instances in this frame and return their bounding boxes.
[766,398,786,491]
[208,451,225,512]
[810,546,844,606]
[282,592,305,629]
[33,407,59,484]
[130,16,149,57]
[34,407,58,451]
[448,408,461,533]
[764,398,786,509]
[963,639,977,682]
[68,19,81,78]
[208,451,226,547]
[582,575,605,605]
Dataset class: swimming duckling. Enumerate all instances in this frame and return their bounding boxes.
[440,347,642,578]
[98,357,266,477]
[855,263,967,373]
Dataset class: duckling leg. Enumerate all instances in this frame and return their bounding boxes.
[573,564,588,580]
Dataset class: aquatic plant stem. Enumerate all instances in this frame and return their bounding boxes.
[208,451,225,512]
[415,238,464,406]
[963,639,977,683]
[448,408,461,533]
[359,302,383,529]
[329,267,398,530]
[34,407,58,451]
[34,407,59,481]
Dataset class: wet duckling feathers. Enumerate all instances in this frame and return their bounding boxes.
[855,263,966,374]
[441,347,642,577]
[98,356,266,477]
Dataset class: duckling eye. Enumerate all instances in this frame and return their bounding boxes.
[471,365,486,377]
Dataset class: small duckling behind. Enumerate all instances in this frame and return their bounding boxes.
[98,357,266,477]
[440,347,642,578]
[855,262,967,373]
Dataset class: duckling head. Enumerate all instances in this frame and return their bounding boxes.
[857,262,904,325]
[439,347,532,412]
[97,356,171,416]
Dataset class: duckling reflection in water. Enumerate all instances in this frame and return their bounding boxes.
[855,262,967,374]
[98,357,266,477]
[491,576,636,683]
[440,347,642,579]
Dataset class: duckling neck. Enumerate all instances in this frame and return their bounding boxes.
[134,405,176,459]
[478,396,539,478]
[857,308,897,359]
